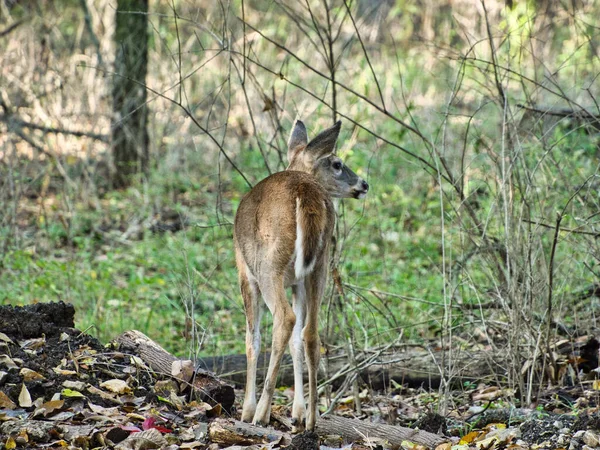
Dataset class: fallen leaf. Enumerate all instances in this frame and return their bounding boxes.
[171,360,194,382]
[20,368,45,381]
[180,441,204,449]
[19,337,45,351]
[0,355,19,370]
[142,416,172,433]
[61,388,85,398]
[114,428,168,450]
[0,332,14,344]
[101,379,132,394]
[18,384,32,408]
[33,399,65,417]
[62,380,86,391]
[88,401,120,416]
[0,391,16,409]
[475,435,500,449]
[5,436,16,449]
[130,355,149,370]
[17,428,29,443]
[87,385,121,404]
[460,431,482,444]
[53,367,77,376]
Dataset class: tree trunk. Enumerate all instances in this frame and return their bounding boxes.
[111,0,149,187]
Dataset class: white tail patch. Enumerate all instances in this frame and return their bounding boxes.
[294,198,317,279]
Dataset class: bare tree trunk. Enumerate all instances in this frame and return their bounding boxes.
[111,0,149,187]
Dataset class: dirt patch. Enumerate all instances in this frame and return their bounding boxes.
[0,302,76,339]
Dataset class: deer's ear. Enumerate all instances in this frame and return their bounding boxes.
[287,120,308,163]
[305,120,341,160]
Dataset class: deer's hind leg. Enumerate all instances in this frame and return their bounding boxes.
[237,255,262,423]
[304,259,327,431]
[289,282,307,432]
[253,274,296,426]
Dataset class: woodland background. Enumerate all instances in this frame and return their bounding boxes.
[1,0,600,411]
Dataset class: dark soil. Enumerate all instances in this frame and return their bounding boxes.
[0,302,156,409]
[2,302,600,449]
[0,301,76,339]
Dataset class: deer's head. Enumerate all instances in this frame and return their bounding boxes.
[286,120,369,199]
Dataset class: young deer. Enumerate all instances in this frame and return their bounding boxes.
[234,120,368,431]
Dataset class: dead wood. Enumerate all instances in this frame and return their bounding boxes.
[208,417,447,448]
[209,418,291,446]
[114,330,235,411]
[317,415,446,448]
[199,336,599,391]
[199,348,498,390]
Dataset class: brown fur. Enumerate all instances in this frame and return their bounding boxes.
[234,120,368,432]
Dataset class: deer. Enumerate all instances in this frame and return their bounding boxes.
[233,119,369,432]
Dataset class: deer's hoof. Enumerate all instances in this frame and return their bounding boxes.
[291,417,306,433]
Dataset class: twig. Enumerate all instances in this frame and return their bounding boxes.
[0,19,27,38]
[522,218,600,237]
[0,113,108,142]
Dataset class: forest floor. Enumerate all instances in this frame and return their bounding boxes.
[1,302,600,450]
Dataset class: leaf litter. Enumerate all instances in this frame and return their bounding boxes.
[1,302,600,449]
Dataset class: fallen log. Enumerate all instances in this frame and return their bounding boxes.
[198,348,497,390]
[317,415,446,448]
[208,417,447,449]
[114,330,235,411]
[199,336,599,391]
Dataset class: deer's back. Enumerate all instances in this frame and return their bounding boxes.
[234,171,334,284]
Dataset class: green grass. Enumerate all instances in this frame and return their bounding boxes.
[1,0,599,368]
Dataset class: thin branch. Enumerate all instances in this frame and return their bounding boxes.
[342,0,385,110]
[90,65,252,188]
[1,113,108,142]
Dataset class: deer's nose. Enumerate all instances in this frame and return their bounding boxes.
[361,180,369,191]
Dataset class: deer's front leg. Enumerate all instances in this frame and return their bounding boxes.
[289,283,307,432]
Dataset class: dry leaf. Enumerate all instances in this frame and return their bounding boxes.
[475,435,500,449]
[18,383,32,408]
[114,428,168,450]
[171,360,194,382]
[101,379,132,394]
[20,368,45,381]
[34,399,65,417]
[19,337,45,351]
[180,441,204,449]
[17,428,29,443]
[460,431,482,444]
[53,367,77,376]
[87,385,121,404]
[0,354,19,370]
[0,391,16,409]
[434,444,452,450]
[0,332,14,344]
[62,380,86,391]
[4,436,16,449]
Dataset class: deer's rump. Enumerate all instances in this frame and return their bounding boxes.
[234,171,334,286]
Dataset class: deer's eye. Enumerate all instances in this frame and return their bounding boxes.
[332,161,342,171]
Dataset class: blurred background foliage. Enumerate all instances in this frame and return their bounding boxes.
[1,0,599,400]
